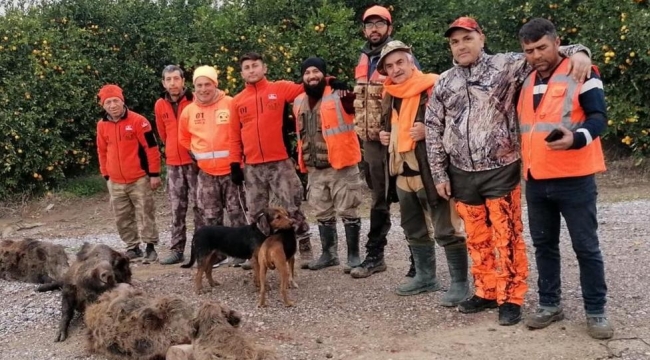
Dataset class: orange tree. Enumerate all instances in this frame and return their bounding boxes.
[0,0,648,198]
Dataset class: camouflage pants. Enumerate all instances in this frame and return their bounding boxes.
[307,165,364,223]
[244,159,312,252]
[197,171,246,227]
[107,176,159,251]
[166,163,200,253]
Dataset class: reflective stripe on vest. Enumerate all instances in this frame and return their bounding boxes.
[193,150,230,160]
[517,59,606,180]
[519,74,582,134]
[293,94,355,138]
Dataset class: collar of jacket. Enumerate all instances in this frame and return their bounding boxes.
[245,77,269,91]
[160,88,193,102]
[102,106,129,122]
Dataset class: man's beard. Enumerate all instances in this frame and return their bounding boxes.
[304,78,326,99]
[369,33,390,46]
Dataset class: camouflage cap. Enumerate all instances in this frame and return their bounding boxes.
[377,40,413,76]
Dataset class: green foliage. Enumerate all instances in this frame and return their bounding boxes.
[0,0,649,199]
[58,174,107,197]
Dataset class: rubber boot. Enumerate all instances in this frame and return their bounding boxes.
[308,223,340,270]
[395,244,442,296]
[405,245,416,277]
[342,220,362,274]
[440,242,470,307]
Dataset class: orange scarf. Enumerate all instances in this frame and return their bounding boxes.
[383,70,438,152]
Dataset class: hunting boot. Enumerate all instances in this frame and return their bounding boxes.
[342,219,362,274]
[395,244,442,296]
[298,236,313,270]
[350,209,388,278]
[405,245,416,277]
[440,242,470,307]
[308,222,340,270]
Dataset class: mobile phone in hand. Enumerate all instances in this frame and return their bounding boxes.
[544,129,564,142]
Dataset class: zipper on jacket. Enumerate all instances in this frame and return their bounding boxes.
[255,86,265,162]
[171,101,183,164]
[465,77,475,170]
[114,121,126,182]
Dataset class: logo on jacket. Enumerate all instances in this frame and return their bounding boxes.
[268,94,277,100]
[216,110,230,124]
[124,125,135,140]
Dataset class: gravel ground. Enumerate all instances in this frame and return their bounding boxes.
[1,199,649,360]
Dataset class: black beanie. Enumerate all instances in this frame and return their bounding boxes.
[300,57,327,76]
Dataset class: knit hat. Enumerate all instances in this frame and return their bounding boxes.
[300,57,327,76]
[377,40,413,75]
[193,65,219,86]
[98,84,124,105]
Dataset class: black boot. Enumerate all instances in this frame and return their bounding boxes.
[350,209,389,278]
[342,219,361,274]
[405,245,416,277]
[308,222,340,270]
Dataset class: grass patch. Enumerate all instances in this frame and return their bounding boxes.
[59,174,108,197]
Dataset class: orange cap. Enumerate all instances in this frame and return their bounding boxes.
[362,5,392,23]
[444,16,483,37]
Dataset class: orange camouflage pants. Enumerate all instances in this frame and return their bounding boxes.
[455,185,529,306]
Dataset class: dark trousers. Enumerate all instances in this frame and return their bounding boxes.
[525,174,608,314]
[363,140,392,255]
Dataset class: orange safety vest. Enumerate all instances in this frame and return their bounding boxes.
[517,58,606,180]
[292,87,361,173]
[354,53,386,83]
[178,96,234,176]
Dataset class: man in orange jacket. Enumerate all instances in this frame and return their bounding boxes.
[229,52,314,268]
[179,66,246,232]
[96,84,162,263]
[154,65,201,265]
[292,57,364,272]
[517,18,612,339]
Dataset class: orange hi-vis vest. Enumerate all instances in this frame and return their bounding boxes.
[517,58,606,180]
[292,87,361,173]
[354,53,386,83]
[178,95,234,176]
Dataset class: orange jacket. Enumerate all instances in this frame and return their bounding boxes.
[292,87,361,173]
[517,59,606,180]
[229,78,304,165]
[354,53,386,83]
[178,92,234,176]
[97,108,161,184]
[154,90,194,166]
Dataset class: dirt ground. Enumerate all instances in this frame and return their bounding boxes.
[1,161,649,360]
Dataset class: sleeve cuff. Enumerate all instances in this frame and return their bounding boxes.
[148,173,160,177]
[570,131,588,149]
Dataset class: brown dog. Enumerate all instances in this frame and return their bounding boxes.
[255,225,298,308]
[191,302,277,360]
[181,207,294,294]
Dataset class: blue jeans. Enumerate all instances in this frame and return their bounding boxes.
[525,174,607,315]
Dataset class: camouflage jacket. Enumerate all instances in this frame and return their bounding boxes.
[425,45,590,184]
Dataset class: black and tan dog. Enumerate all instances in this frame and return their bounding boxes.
[181,207,294,294]
[255,225,298,307]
